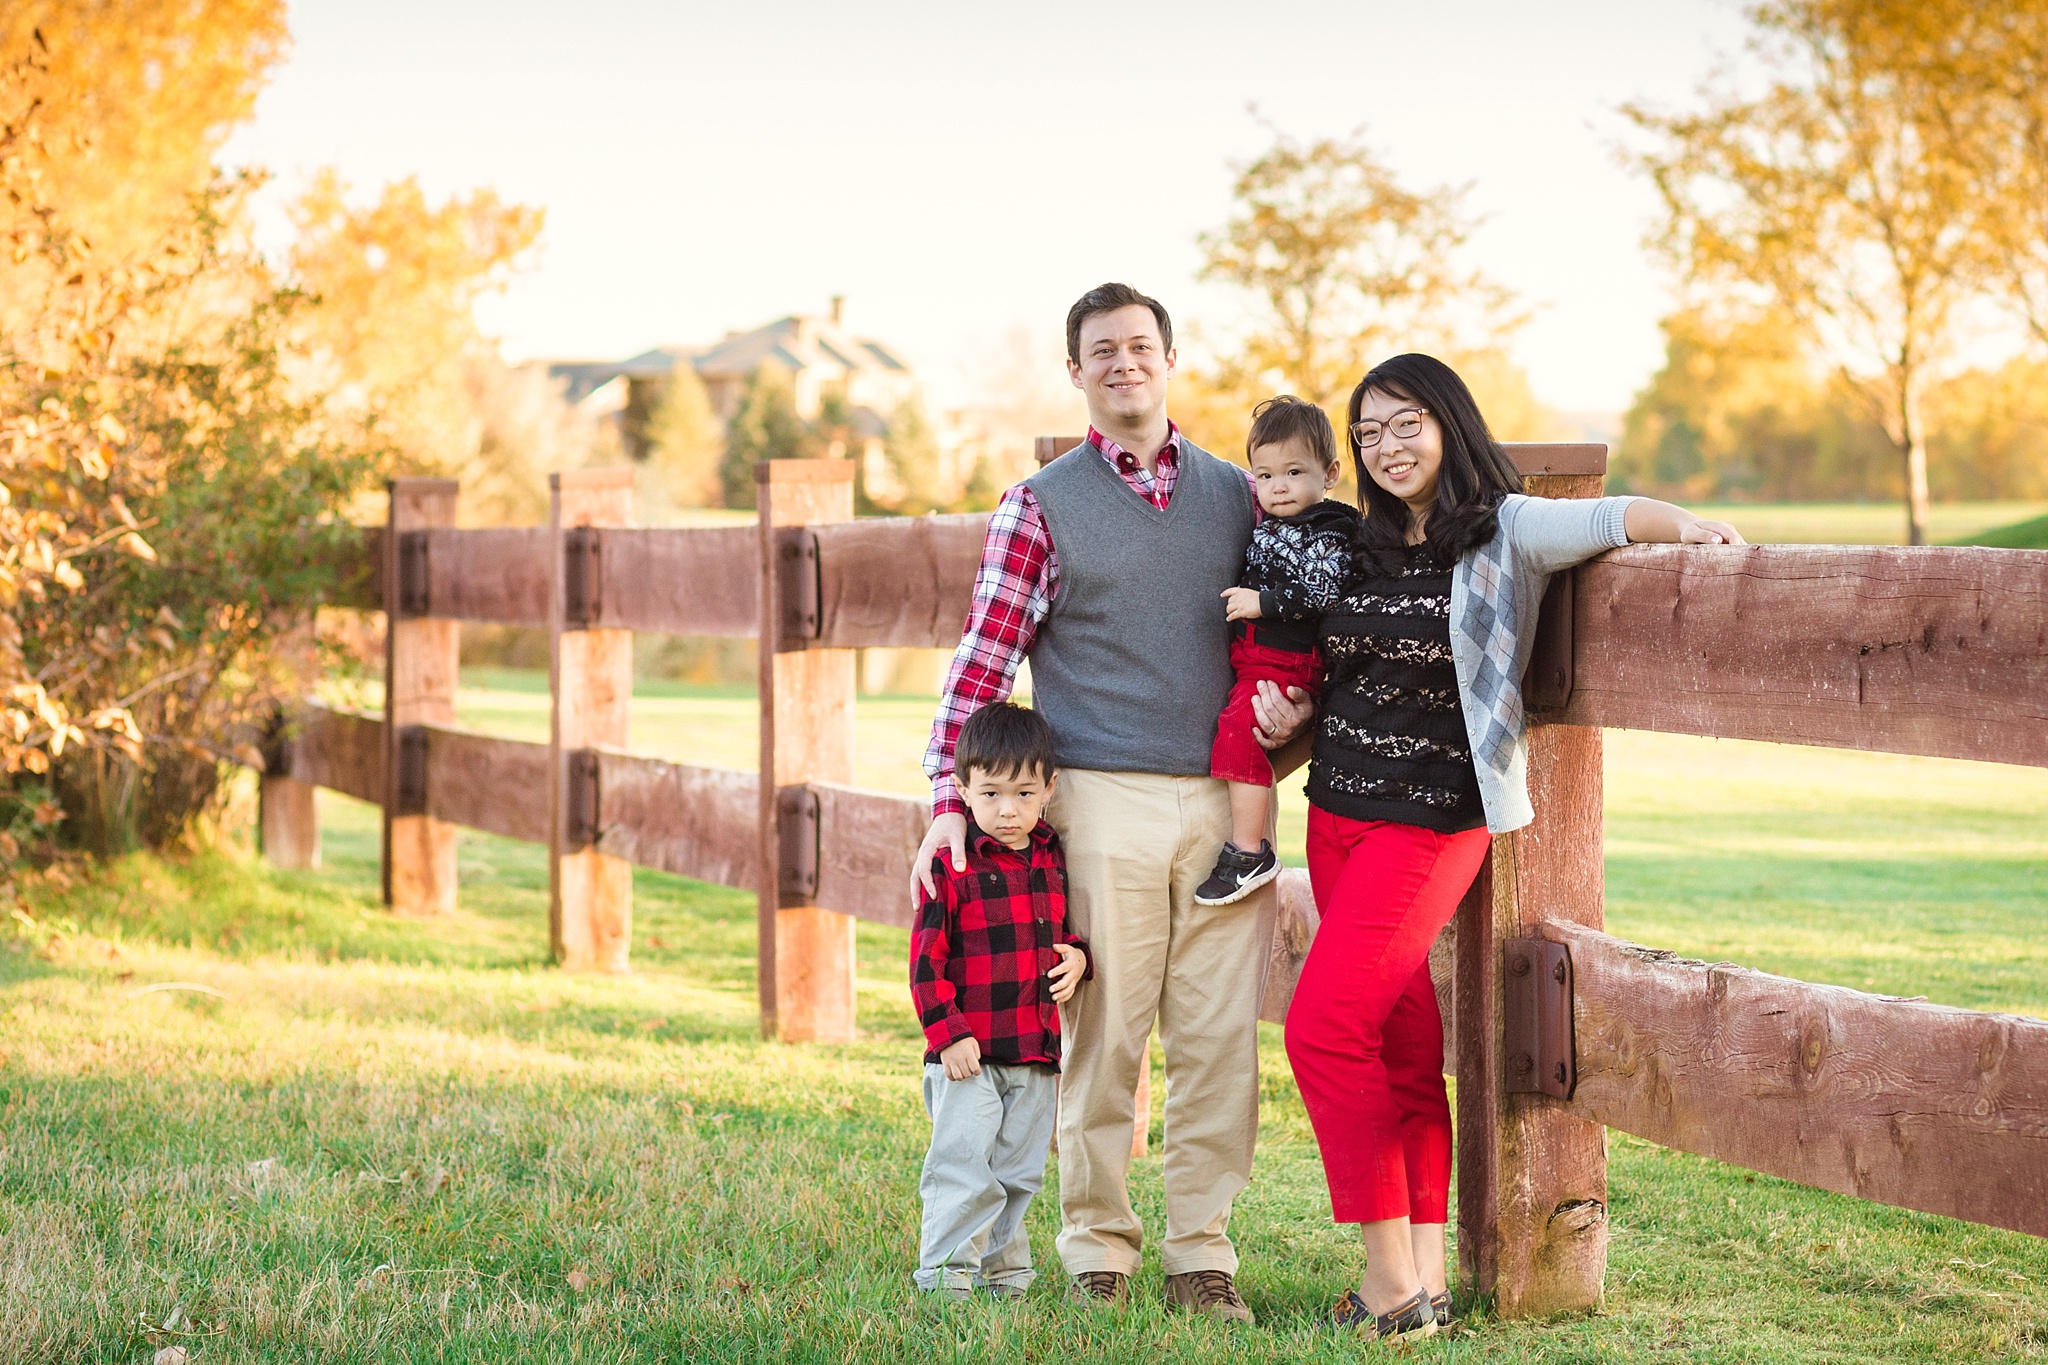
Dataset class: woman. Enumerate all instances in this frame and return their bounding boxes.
[1283,353,1741,1342]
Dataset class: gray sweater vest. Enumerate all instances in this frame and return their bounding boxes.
[1023,437,1254,775]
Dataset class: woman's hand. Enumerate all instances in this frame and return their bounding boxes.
[1679,517,1742,545]
[1624,498,1747,546]
[1221,586,1263,622]
[1250,678,1314,750]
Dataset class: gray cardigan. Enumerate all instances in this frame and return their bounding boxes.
[1448,493,1636,833]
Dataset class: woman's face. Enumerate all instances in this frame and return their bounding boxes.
[1354,388,1443,517]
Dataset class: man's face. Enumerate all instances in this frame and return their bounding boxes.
[1068,304,1174,426]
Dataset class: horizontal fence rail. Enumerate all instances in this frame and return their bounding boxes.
[1548,921,2048,1238]
[264,456,2046,1320]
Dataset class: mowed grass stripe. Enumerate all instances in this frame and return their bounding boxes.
[2,715,2044,1362]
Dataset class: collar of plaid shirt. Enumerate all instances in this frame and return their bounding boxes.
[1087,422,1182,500]
[967,819,1058,859]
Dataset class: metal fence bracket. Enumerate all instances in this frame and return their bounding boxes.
[566,748,601,848]
[778,784,820,902]
[397,531,432,618]
[776,527,821,647]
[1524,569,1575,714]
[1503,936,1576,1099]
[393,725,429,816]
[564,526,604,628]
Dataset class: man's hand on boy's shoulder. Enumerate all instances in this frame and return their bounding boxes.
[913,811,969,902]
[939,1034,982,1081]
[1048,942,1088,1003]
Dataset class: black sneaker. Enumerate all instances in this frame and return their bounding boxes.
[1194,840,1279,906]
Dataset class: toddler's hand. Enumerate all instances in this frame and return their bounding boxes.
[1221,586,1263,622]
[939,1035,982,1081]
[1048,943,1086,1003]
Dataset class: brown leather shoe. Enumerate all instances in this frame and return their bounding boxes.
[1165,1269,1255,1323]
[1068,1270,1129,1304]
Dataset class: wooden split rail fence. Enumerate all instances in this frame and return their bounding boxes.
[263,449,2048,1318]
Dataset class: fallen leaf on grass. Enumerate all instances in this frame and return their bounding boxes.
[154,1347,187,1365]
[418,1166,450,1197]
[647,934,665,948]
[638,1018,665,1031]
[565,1270,592,1292]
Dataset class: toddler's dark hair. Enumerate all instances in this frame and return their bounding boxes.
[1247,395,1338,472]
[956,702,1057,787]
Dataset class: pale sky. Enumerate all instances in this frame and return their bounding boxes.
[223,0,1754,418]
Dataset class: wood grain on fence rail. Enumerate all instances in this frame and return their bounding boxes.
[418,725,551,844]
[591,750,761,891]
[595,526,759,636]
[812,515,990,649]
[417,527,551,625]
[1550,921,2048,1237]
[808,782,928,930]
[289,705,383,804]
[1557,544,2048,767]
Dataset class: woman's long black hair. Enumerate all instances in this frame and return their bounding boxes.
[1347,353,1524,562]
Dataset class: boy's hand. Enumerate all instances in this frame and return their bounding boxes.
[1221,586,1263,622]
[939,1034,982,1081]
[1048,943,1086,1003]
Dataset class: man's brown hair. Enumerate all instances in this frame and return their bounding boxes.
[1247,394,1338,472]
[1065,282,1173,363]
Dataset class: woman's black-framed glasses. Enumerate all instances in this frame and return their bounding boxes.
[1350,408,1429,450]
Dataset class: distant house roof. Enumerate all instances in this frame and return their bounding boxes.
[547,312,911,404]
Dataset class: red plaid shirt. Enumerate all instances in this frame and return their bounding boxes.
[922,425,1261,815]
[910,820,1091,1067]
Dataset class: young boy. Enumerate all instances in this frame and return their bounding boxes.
[909,701,1090,1300]
[1196,396,1360,906]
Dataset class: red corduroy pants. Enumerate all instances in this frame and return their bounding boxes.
[1286,807,1491,1224]
[1209,630,1321,787]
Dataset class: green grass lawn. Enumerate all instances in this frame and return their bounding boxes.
[1670,500,2048,546]
[4,691,2045,1362]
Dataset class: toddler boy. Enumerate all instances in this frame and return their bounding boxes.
[910,701,1090,1299]
[1196,396,1360,905]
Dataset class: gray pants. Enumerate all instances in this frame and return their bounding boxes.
[915,1061,1060,1292]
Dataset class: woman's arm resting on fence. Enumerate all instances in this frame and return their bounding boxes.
[1624,498,1745,546]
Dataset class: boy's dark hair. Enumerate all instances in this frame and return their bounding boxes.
[1247,395,1338,472]
[955,701,1058,787]
[1348,352,1526,563]
[1065,283,1173,363]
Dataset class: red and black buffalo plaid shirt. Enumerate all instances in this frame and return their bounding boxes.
[910,820,1091,1068]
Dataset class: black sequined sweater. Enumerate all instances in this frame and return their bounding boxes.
[1305,543,1486,832]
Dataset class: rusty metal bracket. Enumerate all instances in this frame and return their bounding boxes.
[564,527,604,628]
[1523,568,1575,715]
[1503,936,1576,1099]
[566,748,601,848]
[776,527,821,648]
[778,784,820,903]
[397,530,432,618]
[393,725,429,816]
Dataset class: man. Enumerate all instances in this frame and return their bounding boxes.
[915,283,1313,1320]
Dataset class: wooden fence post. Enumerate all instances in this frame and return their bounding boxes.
[549,469,635,972]
[1455,465,1610,1318]
[259,769,319,869]
[756,459,858,1043]
[381,478,460,915]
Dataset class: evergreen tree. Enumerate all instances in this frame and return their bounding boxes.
[639,364,725,515]
[721,367,818,508]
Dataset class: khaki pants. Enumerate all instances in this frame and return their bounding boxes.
[1049,769,1275,1276]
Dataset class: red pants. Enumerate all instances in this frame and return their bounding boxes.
[1286,807,1491,1224]
[1209,631,1321,787]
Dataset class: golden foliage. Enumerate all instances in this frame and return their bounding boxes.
[0,1,287,267]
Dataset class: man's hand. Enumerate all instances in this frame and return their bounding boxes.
[1047,943,1086,1003]
[1251,678,1314,750]
[939,1034,982,1081]
[913,811,968,902]
[1221,586,1263,622]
